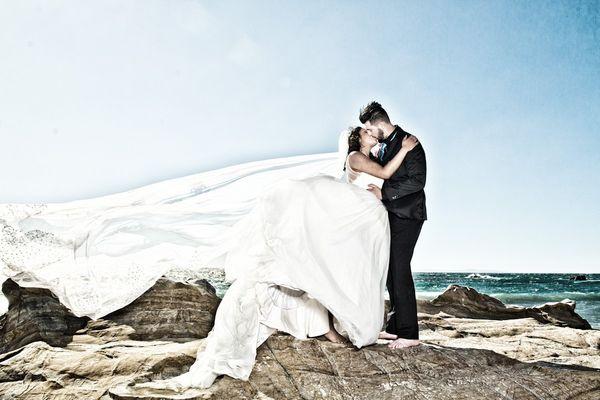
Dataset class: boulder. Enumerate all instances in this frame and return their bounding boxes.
[0,277,220,354]
[414,284,592,329]
[0,278,87,354]
[82,278,220,342]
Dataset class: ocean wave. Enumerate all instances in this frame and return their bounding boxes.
[465,273,502,280]
[571,279,600,284]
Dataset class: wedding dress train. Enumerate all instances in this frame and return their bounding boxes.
[0,131,389,391]
[0,152,343,319]
[137,156,391,390]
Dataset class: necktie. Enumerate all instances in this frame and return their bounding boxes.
[379,142,387,161]
[379,131,398,161]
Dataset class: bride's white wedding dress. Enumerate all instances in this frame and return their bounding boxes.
[135,153,391,391]
[0,131,389,391]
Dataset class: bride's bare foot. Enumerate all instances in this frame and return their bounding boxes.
[322,310,348,344]
[388,338,420,349]
[378,331,398,340]
[324,328,347,343]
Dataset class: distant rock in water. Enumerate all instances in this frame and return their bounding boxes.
[416,284,592,330]
[570,274,587,281]
[0,278,598,399]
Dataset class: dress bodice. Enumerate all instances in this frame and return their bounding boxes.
[343,153,361,184]
[342,152,384,190]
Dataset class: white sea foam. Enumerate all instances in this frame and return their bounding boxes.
[466,273,501,280]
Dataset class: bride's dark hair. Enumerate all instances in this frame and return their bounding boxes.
[343,126,362,171]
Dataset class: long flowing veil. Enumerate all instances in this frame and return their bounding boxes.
[0,133,351,319]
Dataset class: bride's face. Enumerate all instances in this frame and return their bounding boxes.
[360,128,378,148]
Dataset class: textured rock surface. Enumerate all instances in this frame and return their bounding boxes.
[0,278,87,354]
[0,331,598,400]
[0,278,598,399]
[418,313,600,369]
[84,277,220,342]
[0,277,220,354]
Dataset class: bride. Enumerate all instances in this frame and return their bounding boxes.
[135,127,419,391]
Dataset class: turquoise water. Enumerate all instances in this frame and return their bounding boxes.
[412,273,600,329]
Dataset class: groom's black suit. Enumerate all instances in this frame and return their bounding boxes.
[370,124,426,339]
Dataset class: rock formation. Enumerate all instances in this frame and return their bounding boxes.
[0,277,220,354]
[0,277,598,399]
[416,284,592,329]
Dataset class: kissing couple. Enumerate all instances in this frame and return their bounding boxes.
[135,101,427,391]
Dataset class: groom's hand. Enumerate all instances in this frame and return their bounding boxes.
[367,184,382,200]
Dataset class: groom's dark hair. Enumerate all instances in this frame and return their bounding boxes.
[359,101,390,124]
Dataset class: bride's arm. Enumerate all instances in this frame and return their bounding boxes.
[348,135,419,179]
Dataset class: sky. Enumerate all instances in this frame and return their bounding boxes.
[0,0,598,273]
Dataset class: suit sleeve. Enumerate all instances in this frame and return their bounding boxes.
[381,145,426,201]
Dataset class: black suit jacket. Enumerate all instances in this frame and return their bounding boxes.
[369,125,427,220]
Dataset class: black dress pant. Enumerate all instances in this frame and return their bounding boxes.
[384,214,424,339]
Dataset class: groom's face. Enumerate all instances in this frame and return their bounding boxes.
[364,121,384,141]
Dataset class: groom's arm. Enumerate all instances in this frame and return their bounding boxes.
[381,145,426,201]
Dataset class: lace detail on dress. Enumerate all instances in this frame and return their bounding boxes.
[0,208,172,319]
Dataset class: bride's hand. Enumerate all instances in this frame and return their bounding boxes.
[401,134,419,151]
[367,184,382,200]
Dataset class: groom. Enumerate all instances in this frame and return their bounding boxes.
[360,101,427,349]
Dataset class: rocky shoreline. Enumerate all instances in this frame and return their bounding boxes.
[0,276,598,399]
